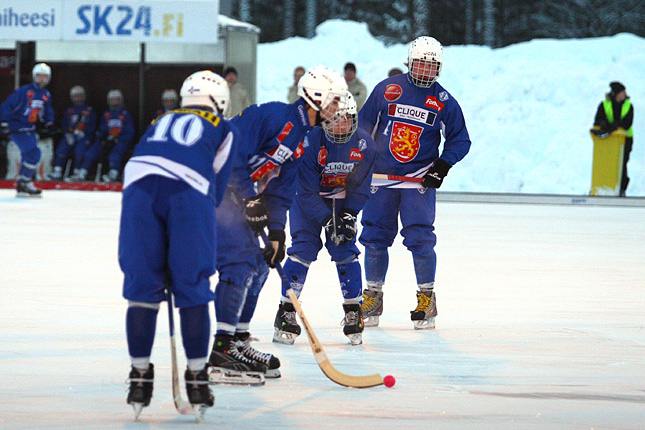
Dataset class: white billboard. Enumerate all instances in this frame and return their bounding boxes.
[0,0,219,44]
[0,1,63,41]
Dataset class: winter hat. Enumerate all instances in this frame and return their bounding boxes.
[609,81,626,96]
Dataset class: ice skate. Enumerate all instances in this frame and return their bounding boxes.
[64,168,87,182]
[341,303,364,345]
[46,167,63,181]
[126,363,154,419]
[16,180,42,197]
[185,366,214,421]
[208,334,266,386]
[234,332,281,378]
[411,290,437,330]
[102,169,119,183]
[273,302,301,345]
[361,288,383,327]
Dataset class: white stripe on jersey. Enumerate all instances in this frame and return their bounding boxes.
[123,155,210,195]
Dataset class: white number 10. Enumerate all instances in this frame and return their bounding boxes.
[148,114,204,146]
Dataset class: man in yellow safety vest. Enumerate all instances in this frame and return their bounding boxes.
[593,81,634,197]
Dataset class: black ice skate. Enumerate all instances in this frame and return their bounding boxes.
[361,288,384,327]
[234,332,281,378]
[126,363,154,419]
[16,180,42,197]
[185,366,214,421]
[208,334,266,386]
[341,303,364,345]
[410,290,437,330]
[273,302,301,345]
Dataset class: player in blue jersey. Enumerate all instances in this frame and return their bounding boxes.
[46,86,97,181]
[207,65,349,383]
[119,70,237,416]
[0,63,55,196]
[272,93,375,346]
[358,36,472,330]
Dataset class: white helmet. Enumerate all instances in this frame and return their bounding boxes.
[70,85,86,105]
[297,65,348,114]
[32,63,51,88]
[323,91,357,144]
[407,36,443,88]
[107,89,124,109]
[180,70,229,115]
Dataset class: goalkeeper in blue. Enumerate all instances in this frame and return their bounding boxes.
[272,93,376,346]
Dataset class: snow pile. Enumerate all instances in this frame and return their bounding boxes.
[258,20,645,196]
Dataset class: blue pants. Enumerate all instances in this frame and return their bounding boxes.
[108,140,131,172]
[119,175,217,308]
[10,132,40,180]
[214,188,266,334]
[283,199,362,300]
[359,186,437,285]
[54,134,92,170]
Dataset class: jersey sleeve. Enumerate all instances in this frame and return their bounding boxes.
[97,113,108,141]
[262,154,302,230]
[343,132,376,213]
[44,91,55,125]
[295,136,331,224]
[358,82,383,137]
[438,97,471,166]
[212,122,238,207]
[1,89,21,123]
[85,108,98,138]
[121,112,135,144]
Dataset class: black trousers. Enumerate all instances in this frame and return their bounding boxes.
[620,137,633,195]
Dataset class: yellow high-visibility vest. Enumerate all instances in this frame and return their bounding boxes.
[603,99,633,137]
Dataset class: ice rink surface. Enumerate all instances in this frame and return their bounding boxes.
[1,189,644,430]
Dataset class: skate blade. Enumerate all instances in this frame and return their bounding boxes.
[346,333,363,345]
[272,328,298,345]
[208,367,265,386]
[265,368,281,378]
[193,404,209,422]
[413,317,436,330]
[131,402,144,420]
[363,315,380,327]
[16,192,42,198]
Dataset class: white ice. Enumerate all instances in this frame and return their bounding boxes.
[1,189,644,429]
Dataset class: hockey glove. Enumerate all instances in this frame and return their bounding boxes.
[262,229,286,268]
[336,210,358,245]
[244,194,269,234]
[590,128,610,138]
[0,122,9,136]
[421,159,452,189]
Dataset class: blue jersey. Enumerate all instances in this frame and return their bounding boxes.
[358,73,471,178]
[97,107,135,146]
[0,83,54,131]
[60,104,97,139]
[229,98,312,230]
[296,127,376,224]
[123,108,238,205]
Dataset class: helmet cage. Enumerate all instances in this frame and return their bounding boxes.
[70,86,86,105]
[323,92,357,144]
[408,36,443,88]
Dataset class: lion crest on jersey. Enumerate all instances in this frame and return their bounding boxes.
[389,121,422,163]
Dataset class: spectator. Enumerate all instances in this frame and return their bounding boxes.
[223,66,251,118]
[343,62,368,111]
[287,66,305,103]
[152,89,179,120]
[47,85,97,181]
[388,67,403,77]
[0,63,55,196]
[593,81,634,197]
